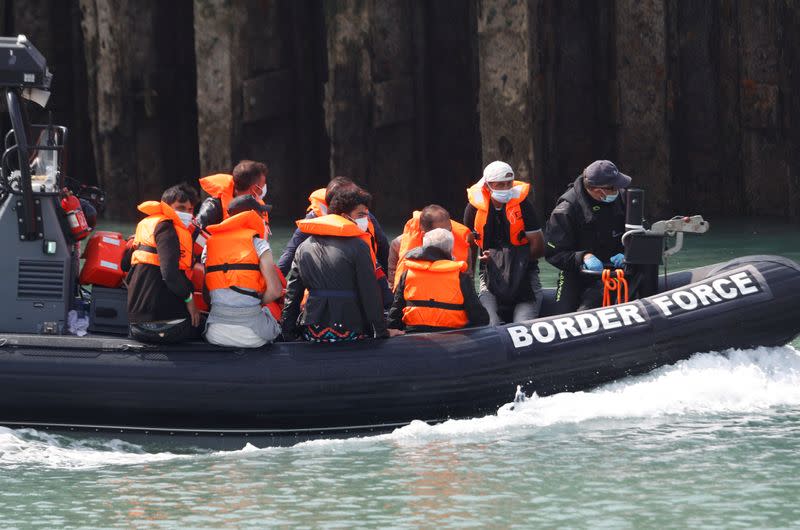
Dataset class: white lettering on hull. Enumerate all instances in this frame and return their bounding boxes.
[507,269,765,349]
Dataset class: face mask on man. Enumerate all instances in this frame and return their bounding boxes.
[354,217,370,232]
[252,183,267,200]
[602,193,618,203]
[490,188,514,204]
[176,211,194,228]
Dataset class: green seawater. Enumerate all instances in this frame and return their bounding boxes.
[2,217,800,528]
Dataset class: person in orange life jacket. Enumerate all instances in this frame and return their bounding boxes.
[281,188,404,342]
[388,228,488,332]
[276,176,393,307]
[122,183,199,271]
[195,160,269,229]
[201,195,283,348]
[463,161,545,325]
[387,204,475,291]
[123,183,201,344]
[544,160,630,313]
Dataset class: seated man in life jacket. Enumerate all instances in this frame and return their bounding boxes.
[464,161,545,325]
[202,195,284,348]
[388,228,489,332]
[281,188,404,342]
[544,160,630,313]
[124,183,202,343]
[387,204,475,291]
[195,160,269,229]
[276,176,392,308]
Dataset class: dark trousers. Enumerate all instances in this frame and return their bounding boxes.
[552,270,605,314]
[129,317,202,344]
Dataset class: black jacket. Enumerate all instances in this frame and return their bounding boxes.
[277,211,391,275]
[123,220,193,323]
[282,234,388,340]
[195,196,224,230]
[387,247,489,332]
[544,176,626,272]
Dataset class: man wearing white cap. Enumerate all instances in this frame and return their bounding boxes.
[544,160,631,312]
[464,161,544,325]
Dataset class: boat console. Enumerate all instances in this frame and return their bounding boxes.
[0,35,76,333]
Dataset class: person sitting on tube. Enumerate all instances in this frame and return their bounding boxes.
[195,160,270,229]
[277,176,393,308]
[202,195,283,348]
[544,160,631,313]
[281,188,404,342]
[124,183,201,343]
[387,204,475,291]
[464,161,545,325]
[388,228,488,332]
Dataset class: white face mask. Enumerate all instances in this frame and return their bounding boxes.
[490,188,514,204]
[253,183,267,200]
[354,217,370,232]
[176,211,194,228]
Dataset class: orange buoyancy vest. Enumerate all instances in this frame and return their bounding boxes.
[199,173,270,223]
[394,211,473,288]
[131,201,193,271]
[305,190,379,259]
[402,259,469,328]
[466,180,531,249]
[296,214,377,267]
[204,210,267,297]
[307,188,328,217]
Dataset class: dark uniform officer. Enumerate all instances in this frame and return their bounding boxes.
[544,160,631,313]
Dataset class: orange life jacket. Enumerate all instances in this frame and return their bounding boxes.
[204,210,267,298]
[296,214,377,267]
[199,173,270,223]
[466,180,531,249]
[394,211,473,288]
[131,201,193,271]
[304,189,379,260]
[401,259,469,329]
[307,188,328,217]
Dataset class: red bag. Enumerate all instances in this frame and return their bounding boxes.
[79,231,126,287]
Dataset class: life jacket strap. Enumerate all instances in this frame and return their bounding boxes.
[205,263,261,274]
[406,299,465,311]
[229,285,262,299]
[135,244,158,254]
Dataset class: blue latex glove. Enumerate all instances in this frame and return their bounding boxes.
[610,253,625,268]
[582,254,603,272]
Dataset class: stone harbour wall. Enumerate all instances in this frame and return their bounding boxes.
[2,0,798,222]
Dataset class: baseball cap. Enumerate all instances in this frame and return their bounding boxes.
[582,160,631,189]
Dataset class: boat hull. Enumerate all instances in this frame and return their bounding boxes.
[0,255,798,440]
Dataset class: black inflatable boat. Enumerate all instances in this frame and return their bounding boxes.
[0,254,798,443]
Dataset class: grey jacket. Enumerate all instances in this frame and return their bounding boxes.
[281,234,388,340]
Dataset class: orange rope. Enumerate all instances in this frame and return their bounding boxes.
[602,268,629,307]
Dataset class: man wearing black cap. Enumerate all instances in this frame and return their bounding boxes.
[544,160,631,313]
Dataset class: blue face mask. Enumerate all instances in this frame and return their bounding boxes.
[602,193,618,203]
